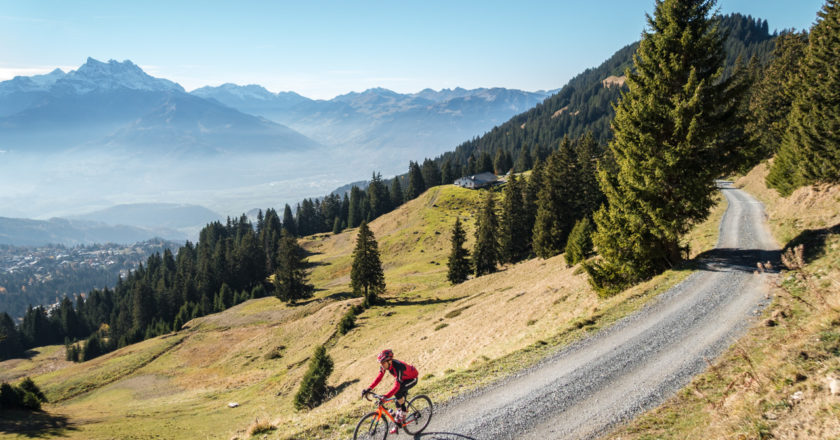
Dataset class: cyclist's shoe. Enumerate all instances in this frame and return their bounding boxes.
[389,425,399,434]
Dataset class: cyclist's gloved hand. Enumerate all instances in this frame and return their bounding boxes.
[361,388,370,397]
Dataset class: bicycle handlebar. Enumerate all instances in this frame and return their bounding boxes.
[363,391,393,403]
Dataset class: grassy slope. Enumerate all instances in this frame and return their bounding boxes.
[0,183,727,440]
[607,163,840,440]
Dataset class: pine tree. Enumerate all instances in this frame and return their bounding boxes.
[748,32,808,162]
[406,161,426,200]
[473,192,500,276]
[770,1,840,192]
[332,216,342,234]
[282,204,297,236]
[565,217,594,266]
[446,218,471,284]
[533,139,578,259]
[367,172,389,218]
[390,177,404,208]
[499,175,530,263]
[293,345,334,410]
[348,186,364,228]
[273,232,314,304]
[587,0,750,294]
[421,158,442,187]
[350,221,386,306]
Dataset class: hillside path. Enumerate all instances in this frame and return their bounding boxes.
[399,184,779,440]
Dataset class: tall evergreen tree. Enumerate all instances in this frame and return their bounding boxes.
[390,177,405,208]
[748,32,808,163]
[769,1,840,193]
[588,0,750,294]
[282,204,297,236]
[441,158,455,184]
[406,161,426,200]
[348,186,364,228]
[421,158,442,187]
[473,192,500,276]
[273,232,314,304]
[367,172,389,219]
[533,139,578,259]
[350,221,386,306]
[446,218,471,284]
[499,175,530,263]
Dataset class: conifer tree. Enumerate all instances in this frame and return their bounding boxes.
[293,344,334,410]
[282,204,297,236]
[446,218,471,284]
[348,186,364,228]
[332,216,342,234]
[769,0,840,192]
[587,0,750,294]
[748,32,807,162]
[350,221,386,306]
[406,161,426,200]
[533,139,578,259]
[422,158,442,187]
[473,192,500,276]
[390,177,404,208]
[565,217,594,266]
[441,158,455,184]
[273,232,314,304]
[367,172,389,218]
[499,175,530,263]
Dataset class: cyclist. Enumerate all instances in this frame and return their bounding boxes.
[361,349,419,434]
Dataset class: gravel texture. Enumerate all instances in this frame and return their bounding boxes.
[400,185,779,440]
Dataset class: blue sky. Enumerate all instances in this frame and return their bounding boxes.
[0,0,825,99]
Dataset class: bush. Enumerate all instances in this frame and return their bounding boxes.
[293,345,334,410]
[565,217,593,267]
[337,309,356,335]
[18,377,46,403]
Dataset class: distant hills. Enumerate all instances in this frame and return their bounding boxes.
[0,216,186,247]
[191,84,552,159]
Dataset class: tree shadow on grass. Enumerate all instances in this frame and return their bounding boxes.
[0,410,77,438]
[781,222,840,264]
[324,379,360,403]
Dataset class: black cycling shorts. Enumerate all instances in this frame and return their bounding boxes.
[394,378,417,400]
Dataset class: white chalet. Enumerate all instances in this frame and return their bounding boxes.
[454,172,498,189]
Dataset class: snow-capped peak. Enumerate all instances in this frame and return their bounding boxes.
[56,58,185,94]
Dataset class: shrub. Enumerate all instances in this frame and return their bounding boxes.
[565,217,593,267]
[18,377,46,403]
[337,310,356,335]
[294,345,334,410]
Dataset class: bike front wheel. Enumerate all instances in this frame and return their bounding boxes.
[402,395,433,435]
[353,411,388,440]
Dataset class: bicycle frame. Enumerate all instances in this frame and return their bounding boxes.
[367,394,403,427]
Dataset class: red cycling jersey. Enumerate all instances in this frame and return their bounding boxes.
[368,359,419,398]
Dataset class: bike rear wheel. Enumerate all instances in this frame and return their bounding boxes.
[401,394,433,435]
[353,412,388,440]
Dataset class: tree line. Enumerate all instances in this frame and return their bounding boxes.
[447,134,604,283]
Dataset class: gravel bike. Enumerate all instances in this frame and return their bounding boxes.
[354,391,433,439]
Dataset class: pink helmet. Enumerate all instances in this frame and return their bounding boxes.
[377,349,394,363]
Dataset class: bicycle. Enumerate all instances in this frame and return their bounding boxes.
[353,391,433,439]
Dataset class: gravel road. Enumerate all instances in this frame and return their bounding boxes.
[399,184,780,440]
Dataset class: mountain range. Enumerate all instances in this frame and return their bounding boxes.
[192,84,552,159]
[0,58,554,225]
